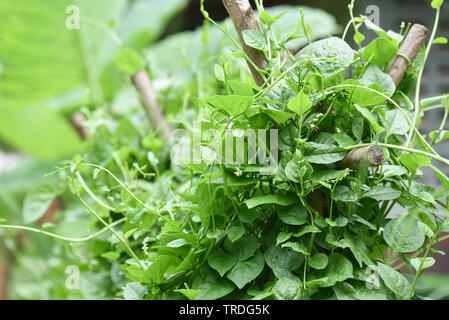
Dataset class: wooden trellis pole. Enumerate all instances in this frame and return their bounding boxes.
[221,0,268,87]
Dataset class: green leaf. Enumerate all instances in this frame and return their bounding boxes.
[383,215,425,253]
[264,245,304,272]
[113,47,144,75]
[400,152,431,173]
[273,277,304,300]
[364,185,401,201]
[278,205,308,225]
[293,225,321,238]
[22,184,57,224]
[244,194,297,209]
[304,142,346,164]
[123,282,147,300]
[430,164,449,189]
[207,248,238,277]
[223,235,258,262]
[228,226,245,242]
[309,253,329,270]
[344,231,372,267]
[206,95,254,116]
[334,185,359,202]
[100,252,120,260]
[377,262,412,300]
[276,232,292,246]
[226,251,265,289]
[361,65,396,96]
[410,257,435,271]
[382,165,408,178]
[194,278,235,300]
[431,0,445,9]
[362,38,397,68]
[242,30,268,51]
[354,104,385,134]
[281,242,309,255]
[317,253,353,287]
[433,36,448,44]
[295,37,354,79]
[142,255,179,284]
[166,238,188,248]
[174,289,201,300]
[287,90,312,116]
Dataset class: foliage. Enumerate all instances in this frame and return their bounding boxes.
[1,0,449,301]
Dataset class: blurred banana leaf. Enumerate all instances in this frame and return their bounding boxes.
[0,0,187,160]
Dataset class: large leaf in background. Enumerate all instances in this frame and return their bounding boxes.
[147,5,340,89]
[0,0,187,159]
[267,5,341,49]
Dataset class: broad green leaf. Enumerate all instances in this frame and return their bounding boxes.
[343,231,372,267]
[226,251,265,289]
[245,194,297,209]
[264,245,304,272]
[383,215,425,253]
[333,282,357,300]
[317,253,353,287]
[295,37,354,79]
[433,37,448,44]
[174,289,201,300]
[364,185,401,201]
[276,232,293,246]
[287,90,312,117]
[272,277,305,300]
[22,184,57,224]
[334,185,359,202]
[362,38,397,68]
[309,253,329,270]
[142,255,179,284]
[113,47,144,75]
[228,226,245,242]
[410,257,435,271]
[123,282,147,300]
[304,142,346,164]
[278,205,308,225]
[194,278,235,300]
[223,235,258,262]
[206,95,254,117]
[382,165,408,178]
[431,0,444,9]
[242,30,268,51]
[207,247,238,277]
[166,238,188,248]
[400,152,431,174]
[377,262,412,300]
[385,109,409,135]
[361,65,396,96]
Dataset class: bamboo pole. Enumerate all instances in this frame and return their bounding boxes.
[341,146,384,169]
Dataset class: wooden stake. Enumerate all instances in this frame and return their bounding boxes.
[341,146,384,169]
[131,70,171,140]
[221,0,268,86]
[387,24,429,87]
[70,112,91,140]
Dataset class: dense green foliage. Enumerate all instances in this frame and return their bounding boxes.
[1,0,449,300]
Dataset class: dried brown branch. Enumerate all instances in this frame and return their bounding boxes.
[341,146,384,169]
[387,24,429,87]
[221,0,268,87]
[70,112,91,140]
[131,70,171,140]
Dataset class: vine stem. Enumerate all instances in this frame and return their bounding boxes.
[405,7,440,147]
[0,218,126,242]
